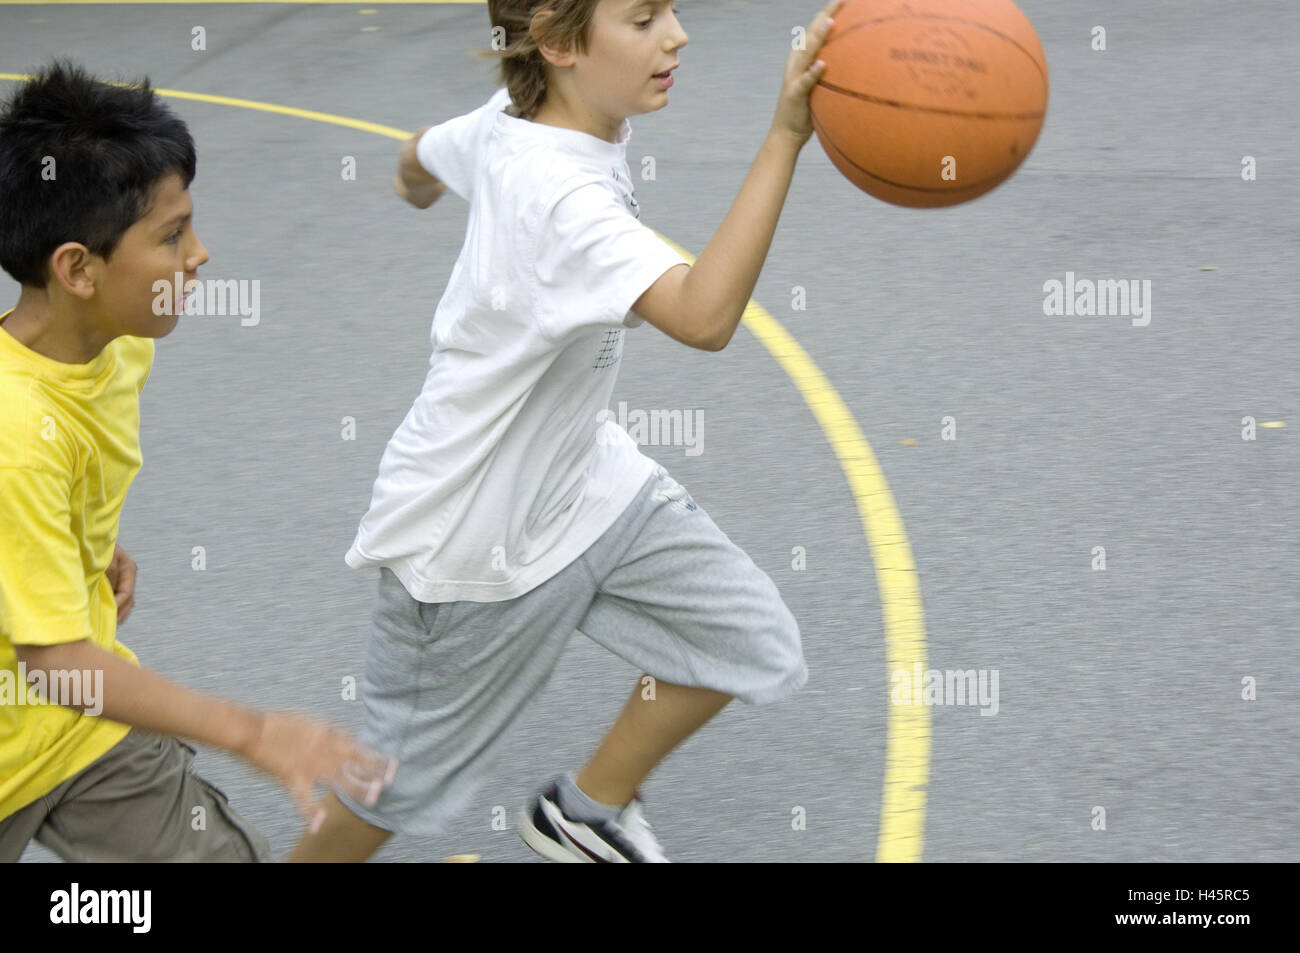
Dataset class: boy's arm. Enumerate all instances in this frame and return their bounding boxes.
[36,542,249,750]
[632,131,798,351]
[634,0,842,351]
[16,638,396,822]
[394,126,448,209]
[0,467,395,823]
[682,133,802,350]
[15,639,260,753]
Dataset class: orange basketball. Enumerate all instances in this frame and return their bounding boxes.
[809,0,1049,207]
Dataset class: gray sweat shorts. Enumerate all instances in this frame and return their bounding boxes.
[337,464,808,836]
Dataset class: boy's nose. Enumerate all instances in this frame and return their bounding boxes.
[190,237,210,270]
[668,15,687,49]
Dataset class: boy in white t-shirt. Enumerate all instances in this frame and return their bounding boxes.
[290,0,843,863]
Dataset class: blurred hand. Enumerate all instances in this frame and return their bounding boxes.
[243,711,398,831]
[394,170,447,209]
[395,127,448,209]
[106,544,137,624]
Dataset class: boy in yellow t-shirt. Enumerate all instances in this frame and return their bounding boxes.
[0,62,395,862]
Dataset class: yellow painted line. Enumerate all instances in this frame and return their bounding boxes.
[692,255,930,863]
[0,74,930,861]
[0,74,409,138]
[145,88,411,139]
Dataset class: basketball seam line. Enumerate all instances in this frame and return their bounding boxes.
[811,78,1045,120]
[811,111,1016,196]
[824,12,1050,88]
[816,79,1045,121]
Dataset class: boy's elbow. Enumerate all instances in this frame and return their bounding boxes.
[697,312,733,351]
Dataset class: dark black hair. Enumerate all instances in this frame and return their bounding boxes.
[0,60,197,287]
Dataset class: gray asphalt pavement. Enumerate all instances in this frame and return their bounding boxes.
[1,0,1296,862]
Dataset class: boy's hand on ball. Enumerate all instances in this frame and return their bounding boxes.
[243,711,399,824]
[771,0,844,147]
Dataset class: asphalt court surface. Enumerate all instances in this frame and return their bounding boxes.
[1,1,1296,862]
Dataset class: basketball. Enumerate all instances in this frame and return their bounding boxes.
[809,0,1049,208]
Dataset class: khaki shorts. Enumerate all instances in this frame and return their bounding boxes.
[0,729,273,862]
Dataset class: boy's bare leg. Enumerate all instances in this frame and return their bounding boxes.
[292,677,730,854]
[574,677,732,808]
[286,791,392,862]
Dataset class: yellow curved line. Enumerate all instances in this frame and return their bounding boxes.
[0,75,410,138]
[0,73,930,861]
[663,240,931,862]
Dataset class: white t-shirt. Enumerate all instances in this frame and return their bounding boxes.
[344,87,689,603]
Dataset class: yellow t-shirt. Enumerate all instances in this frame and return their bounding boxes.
[0,308,152,821]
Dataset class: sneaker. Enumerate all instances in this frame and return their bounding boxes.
[517,782,671,863]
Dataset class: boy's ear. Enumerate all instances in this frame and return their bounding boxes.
[48,243,97,301]
[530,9,577,68]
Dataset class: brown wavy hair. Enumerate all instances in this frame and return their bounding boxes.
[474,1,603,120]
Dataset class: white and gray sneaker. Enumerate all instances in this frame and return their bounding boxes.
[518,782,671,863]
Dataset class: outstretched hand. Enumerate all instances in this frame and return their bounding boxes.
[243,711,398,831]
